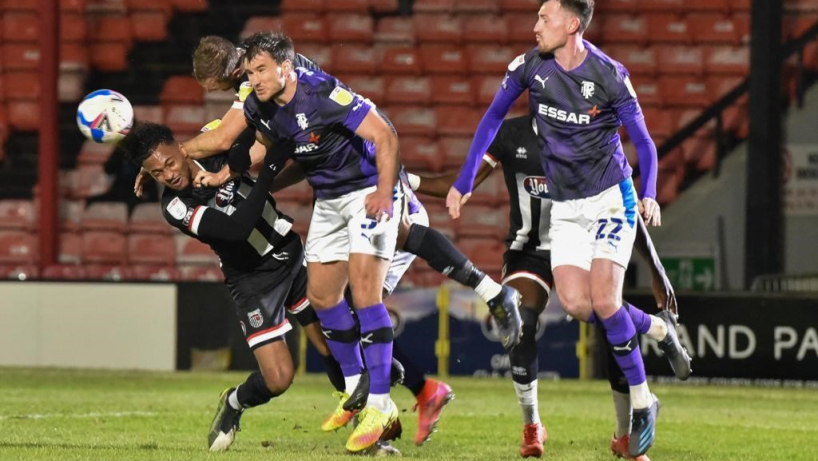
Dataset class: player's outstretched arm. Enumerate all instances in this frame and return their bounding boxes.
[355,110,400,219]
[412,160,494,199]
[633,216,677,315]
[182,108,249,159]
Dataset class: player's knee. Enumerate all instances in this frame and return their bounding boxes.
[558,290,590,319]
[349,285,381,308]
[263,365,294,395]
[590,296,619,317]
[307,290,343,310]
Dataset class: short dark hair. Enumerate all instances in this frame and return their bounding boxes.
[120,122,175,167]
[241,32,295,66]
[192,36,242,82]
[543,0,594,32]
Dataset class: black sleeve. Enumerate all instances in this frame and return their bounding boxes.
[226,127,257,174]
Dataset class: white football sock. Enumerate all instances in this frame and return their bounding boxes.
[647,315,669,342]
[228,388,241,410]
[514,380,541,425]
[630,382,653,410]
[611,390,632,438]
[367,393,392,412]
[475,276,502,303]
[344,374,361,395]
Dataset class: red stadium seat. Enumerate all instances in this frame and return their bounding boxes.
[463,14,509,44]
[0,231,37,264]
[131,12,169,42]
[3,44,41,70]
[129,202,172,234]
[629,77,663,107]
[85,264,132,281]
[369,0,399,13]
[704,46,749,76]
[60,0,88,12]
[298,44,333,72]
[77,140,114,165]
[438,136,472,169]
[602,15,648,44]
[328,14,374,43]
[646,13,690,44]
[473,75,504,106]
[71,165,111,199]
[687,0,731,12]
[130,265,181,281]
[500,0,538,12]
[179,264,224,281]
[655,45,704,75]
[785,0,818,11]
[706,75,745,103]
[340,75,384,103]
[783,13,818,40]
[470,169,507,206]
[175,235,219,265]
[325,0,368,13]
[414,14,463,44]
[128,233,176,265]
[171,0,209,12]
[642,108,678,139]
[688,13,744,45]
[641,0,686,11]
[655,166,684,204]
[374,17,415,44]
[329,45,376,75]
[454,0,498,14]
[385,76,431,105]
[436,106,482,137]
[282,14,326,44]
[61,13,87,41]
[430,76,473,106]
[8,100,39,131]
[608,46,657,76]
[505,13,538,44]
[125,0,173,14]
[160,76,204,105]
[87,13,132,44]
[81,202,128,232]
[660,76,709,107]
[132,105,163,123]
[59,69,87,102]
[241,16,284,39]
[280,0,323,14]
[164,105,206,134]
[61,43,89,71]
[379,46,422,75]
[82,231,126,264]
[0,200,36,230]
[456,204,506,237]
[420,45,467,75]
[385,107,436,137]
[3,13,38,42]
[467,45,515,75]
[58,200,84,232]
[682,135,718,171]
[674,108,716,138]
[399,137,445,172]
[89,42,129,71]
[0,264,39,280]
[86,0,127,13]
[42,264,87,280]
[413,0,454,14]
[595,0,641,12]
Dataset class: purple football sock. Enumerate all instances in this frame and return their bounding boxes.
[357,303,394,395]
[601,306,646,386]
[314,299,363,377]
[624,301,652,335]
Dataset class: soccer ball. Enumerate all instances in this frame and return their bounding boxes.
[76,89,134,143]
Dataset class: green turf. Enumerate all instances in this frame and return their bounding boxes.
[0,368,815,460]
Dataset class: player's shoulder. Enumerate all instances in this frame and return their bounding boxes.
[161,192,189,223]
[297,70,358,107]
[508,46,548,73]
[584,40,629,82]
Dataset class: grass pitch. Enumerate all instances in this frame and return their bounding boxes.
[0,368,816,460]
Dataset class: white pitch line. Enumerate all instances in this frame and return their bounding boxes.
[0,411,157,420]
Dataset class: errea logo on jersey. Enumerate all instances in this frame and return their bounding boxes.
[537,104,591,125]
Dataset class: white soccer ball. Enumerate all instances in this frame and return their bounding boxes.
[76,89,134,143]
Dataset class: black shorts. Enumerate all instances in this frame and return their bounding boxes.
[502,249,554,293]
[225,238,317,350]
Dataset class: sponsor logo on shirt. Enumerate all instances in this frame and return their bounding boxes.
[166,197,187,220]
[216,181,236,207]
[537,104,591,125]
[523,176,551,199]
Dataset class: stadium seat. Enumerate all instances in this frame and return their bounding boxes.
[470,169,506,206]
[58,232,82,264]
[655,45,704,75]
[131,12,170,42]
[641,0,686,11]
[430,76,473,106]
[128,233,176,265]
[280,0,323,14]
[3,13,38,42]
[400,268,447,289]
[399,136,445,172]
[71,165,111,199]
[438,136,472,169]
[328,14,374,43]
[422,203,456,240]
[0,264,39,280]
[171,0,209,12]
[436,106,482,137]
[642,108,678,139]
[457,237,504,274]
[325,0,368,13]
[8,100,39,131]
[467,45,515,74]
[499,0,538,12]
[646,13,690,44]
[298,44,333,72]
[329,45,376,75]
[655,166,684,204]
[420,45,467,75]
[164,105,207,134]
[282,14,327,44]
[505,13,538,44]
[160,76,204,105]
[59,68,87,102]
[61,13,87,41]
[384,107,436,137]
[3,44,41,70]
[595,0,641,12]
[241,16,284,39]
[42,264,87,280]
[414,14,463,44]
[729,0,751,11]
[704,45,750,75]
[366,0,397,13]
[85,264,132,281]
[688,13,743,45]
[4,72,39,102]
[58,200,84,232]
[379,46,422,75]
[413,0,454,14]
[385,76,432,105]
[339,75,384,103]
[660,76,710,107]
[0,200,36,230]
[629,77,663,107]
[607,46,657,76]
[374,17,415,44]
[128,202,171,234]
[0,231,37,264]
[77,143,111,168]
[783,13,818,40]
[674,108,716,137]
[130,264,181,281]
[179,264,224,282]
[175,234,219,265]
[602,15,648,44]
[462,14,509,44]
[687,0,731,12]
[60,0,88,12]
[86,0,127,13]
[82,231,126,264]
[89,42,129,72]
[81,202,128,232]
[132,105,164,123]
[454,0,498,14]
[682,135,718,171]
[785,0,818,11]
[87,13,132,45]
[474,75,503,105]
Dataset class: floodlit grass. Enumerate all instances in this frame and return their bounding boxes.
[0,368,816,460]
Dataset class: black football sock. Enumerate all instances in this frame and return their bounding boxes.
[403,224,486,288]
[323,354,346,392]
[234,371,277,409]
